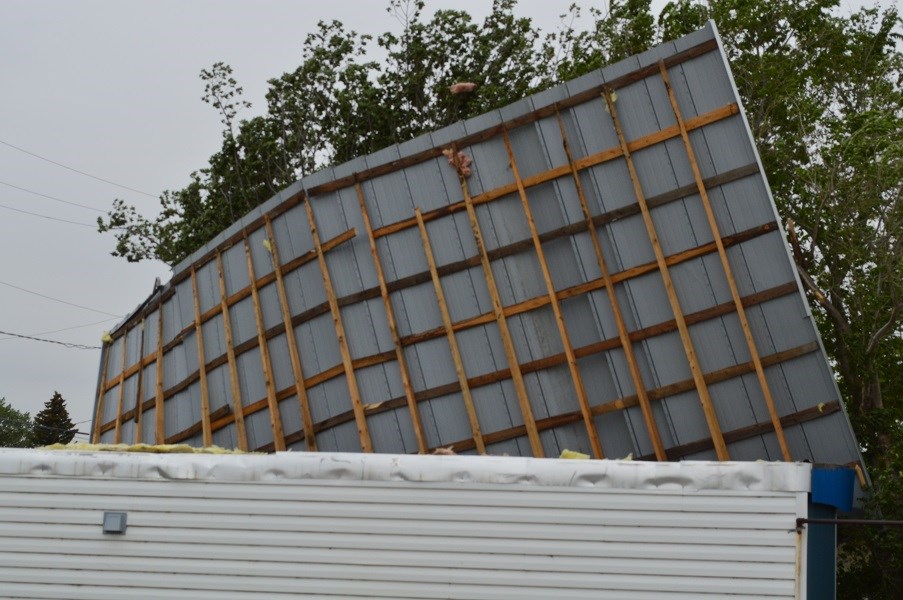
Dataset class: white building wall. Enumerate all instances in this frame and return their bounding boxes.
[0,450,809,599]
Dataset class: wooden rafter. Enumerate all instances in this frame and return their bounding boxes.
[555,111,667,461]
[357,183,428,453]
[416,208,485,454]
[190,267,212,447]
[113,329,128,444]
[603,88,730,460]
[154,304,165,444]
[502,130,603,459]
[132,319,146,444]
[303,198,373,452]
[244,235,286,451]
[455,146,544,457]
[658,60,791,461]
[217,252,248,451]
[264,215,318,452]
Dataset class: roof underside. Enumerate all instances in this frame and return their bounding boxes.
[93,23,862,470]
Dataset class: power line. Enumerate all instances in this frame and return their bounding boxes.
[0,329,101,350]
[0,137,157,198]
[0,201,101,228]
[0,414,90,437]
[0,279,124,318]
[0,316,120,343]
[0,179,106,212]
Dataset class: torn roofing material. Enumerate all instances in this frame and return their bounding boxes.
[93,22,863,471]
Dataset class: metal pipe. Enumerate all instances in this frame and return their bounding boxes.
[797,518,903,528]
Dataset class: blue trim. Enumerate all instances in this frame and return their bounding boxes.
[811,465,855,512]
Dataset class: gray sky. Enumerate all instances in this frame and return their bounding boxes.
[0,0,615,437]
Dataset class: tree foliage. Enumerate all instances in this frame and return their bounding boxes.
[0,398,33,448]
[99,2,901,594]
[31,391,76,447]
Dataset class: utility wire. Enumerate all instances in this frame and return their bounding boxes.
[0,201,102,228]
[0,279,124,318]
[0,329,100,350]
[0,317,120,343]
[0,179,106,212]
[0,137,157,198]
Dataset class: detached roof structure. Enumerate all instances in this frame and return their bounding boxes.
[92,23,862,469]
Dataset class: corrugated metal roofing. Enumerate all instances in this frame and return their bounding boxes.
[92,22,862,470]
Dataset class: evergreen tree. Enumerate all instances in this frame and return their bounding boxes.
[31,391,76,446]
[0,398,34,448]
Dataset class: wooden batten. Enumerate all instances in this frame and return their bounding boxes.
[658,61,792,462]
[502,130,604,459]
[132,319,146,444]
[244,236,286,451]
[455,150,545,458]
[357,184,428,453]
[416,208,486,454]
[190,268,213,447]
[216,253,248,451]
[264,215,318,452]
[92,346,111,443]
[555,111,667,461]
[113,327,128,444]
[303,198,373,453]
[154,304,165,444]
[604,89,730,461]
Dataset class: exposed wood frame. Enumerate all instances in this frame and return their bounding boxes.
[502,129,603,459]
[658,60,791,461]
[303,198,373,452]
[357,183,428,453]
[244,235,286,451]
[154,304,165,444]
[555,110,667,461]
[113,327,128,444]
[455,147,544,457]
[416,208,485,454]
[217,252,249,451]
[132,319,146,444]
[604,88,729,460]
[264,215,317,452]
[156,282,800,448]
[92,345,111,443]
[190,267,213,447]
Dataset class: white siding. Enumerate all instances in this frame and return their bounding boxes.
[0,450,809,599]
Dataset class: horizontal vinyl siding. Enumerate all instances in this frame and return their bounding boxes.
[0,475,804,599]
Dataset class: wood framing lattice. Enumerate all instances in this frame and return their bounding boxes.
[91,30,858,468]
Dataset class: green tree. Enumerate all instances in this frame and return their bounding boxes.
[31,391,76,446]
[0,398,33,448]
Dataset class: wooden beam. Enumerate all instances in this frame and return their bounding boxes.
[357,184,428,453]
[113,329,128,444]
[416,208,485,454]
[303,198,373,452]
[455,148,544,457]
[154,304,165,444]
[91,344,111,443]
[555,111,666,461]
[244,235,286,451]
[264,215,317,452]
[217,252,248,451]
[604,88,729,460]
[132,319,146,444]
[190,267,213,447]
[502,130,603,458]
[658,60,791,461]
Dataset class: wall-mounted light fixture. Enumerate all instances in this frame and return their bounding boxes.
[102,511,127,534]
